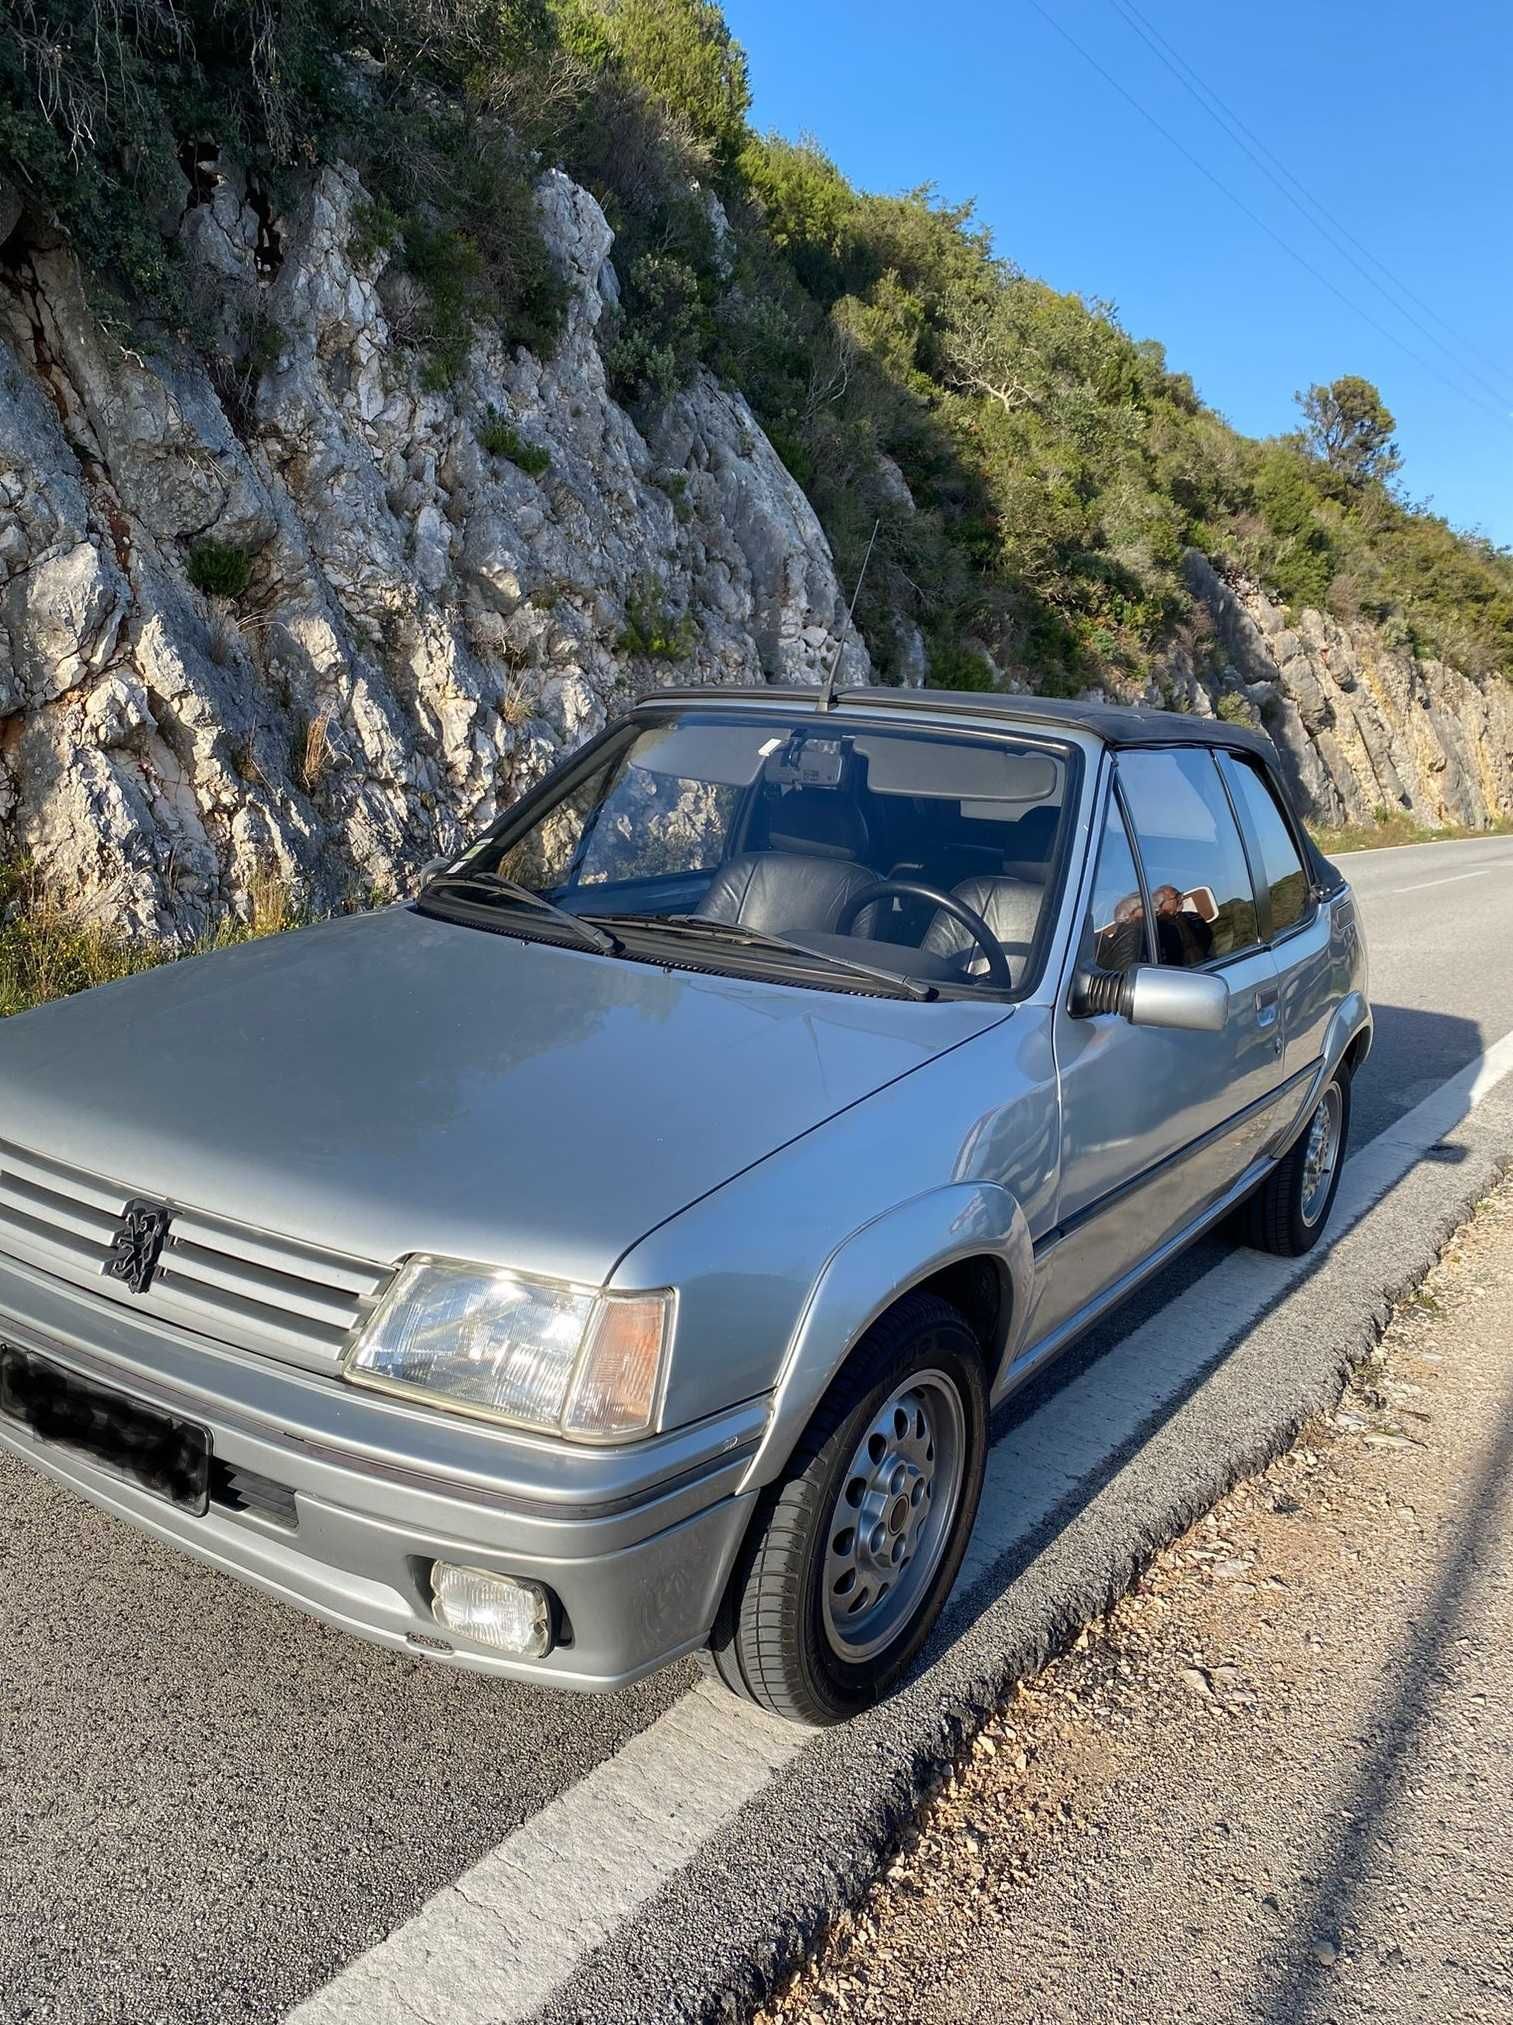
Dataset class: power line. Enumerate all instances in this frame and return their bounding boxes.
[1103,0,1513,416]
[1021,0,1511,430]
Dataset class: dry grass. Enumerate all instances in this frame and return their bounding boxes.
[296,708,336,794]
[0,909,164,1018]
[0,865,303,1020]
[1313,809,1513,855]
[499,677,534,730]
[236,864,299,939]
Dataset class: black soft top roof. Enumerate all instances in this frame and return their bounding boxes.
[641,684,1274,760]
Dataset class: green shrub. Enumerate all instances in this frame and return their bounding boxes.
[1255,450,1334,610]
[738,134,858,300]
[398,219,483,390]
[479,409,552,475]
[1215,691,1257,726]
[658,469,693,520]
[927,638,996,692]
[618,580,697,659]
[591,0,752,183]
[605,253,709,400]
[767,427,814,487]
[0,905,162,1019]
[186,540,253,599]
[350,198,403,268]
[0,2,567,387]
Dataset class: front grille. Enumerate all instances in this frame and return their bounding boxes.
[210,1459,299,1529]
[0,1136,388,1372]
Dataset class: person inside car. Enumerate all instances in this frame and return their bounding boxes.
[1152,882,1214,967]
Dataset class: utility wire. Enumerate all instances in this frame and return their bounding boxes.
[1103,0,1513,416]
[1021,0,1511,431]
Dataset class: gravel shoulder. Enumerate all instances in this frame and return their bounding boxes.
[761,1175,1513,2025]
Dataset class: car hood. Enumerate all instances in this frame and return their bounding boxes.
[0,907,1009,1284]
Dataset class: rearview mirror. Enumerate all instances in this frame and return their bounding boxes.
[1071,963,1229,1033]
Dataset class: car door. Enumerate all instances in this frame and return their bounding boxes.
[1216,748,1335,1086]
[1039,748,1286,1338]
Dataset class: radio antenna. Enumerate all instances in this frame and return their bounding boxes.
[817,518,880,713]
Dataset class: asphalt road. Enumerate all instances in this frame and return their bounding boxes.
[762,1175,1513,2024]
[3,834,1512,2025]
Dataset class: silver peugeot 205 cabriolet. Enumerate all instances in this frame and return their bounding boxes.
[0,686,1368,1723]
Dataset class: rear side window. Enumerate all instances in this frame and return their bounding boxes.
[1218,753,1311,936]
[1085,791,1149,974]
[1119,750,1260,967]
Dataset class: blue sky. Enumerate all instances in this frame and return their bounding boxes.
[722,0,1513,546]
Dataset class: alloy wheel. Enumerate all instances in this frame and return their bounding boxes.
[1300,1082,1344,1226]
[821,1368,967,1663]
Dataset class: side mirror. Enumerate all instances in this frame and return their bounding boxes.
[1071,963,1228,1033]
[416,854,453,892]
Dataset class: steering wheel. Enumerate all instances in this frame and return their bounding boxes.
[835,880,1014,992]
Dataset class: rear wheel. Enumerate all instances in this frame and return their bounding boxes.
[705,1292,987,1726]
[1243,1069,1351,1256]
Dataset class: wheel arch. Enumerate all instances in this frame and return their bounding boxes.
[739,1182,1033,1494]
[1269,993,1371,1161]
[1342,1016,1373,1077]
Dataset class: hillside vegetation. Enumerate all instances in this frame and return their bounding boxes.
[3,0,1509,696]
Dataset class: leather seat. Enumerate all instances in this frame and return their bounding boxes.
[999,805,1060,882]
[764,791,869,864]
[922,876,1043,982]
[696,789,878,938]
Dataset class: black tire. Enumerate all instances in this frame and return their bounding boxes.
[1243,1068,1352,1256]
[705,1291,988,1726]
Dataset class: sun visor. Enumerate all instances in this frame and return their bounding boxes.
[853,735,1061,804]
[628,721,773,788]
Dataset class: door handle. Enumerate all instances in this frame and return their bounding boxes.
[1255,983,1284,1056]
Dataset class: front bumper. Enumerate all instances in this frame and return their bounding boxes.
[0,1251,764,1691]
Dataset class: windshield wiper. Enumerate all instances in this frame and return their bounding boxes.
[609,912,937,1001]
[424,872,622,956]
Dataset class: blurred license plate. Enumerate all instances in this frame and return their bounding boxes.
[0,1344,210,1514]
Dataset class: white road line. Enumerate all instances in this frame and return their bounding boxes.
[1392,867,1494,894]
[287,1028,1513,2025]
[287,1685,804,2024]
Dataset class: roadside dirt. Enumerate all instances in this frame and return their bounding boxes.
[759,1178,1513,2024]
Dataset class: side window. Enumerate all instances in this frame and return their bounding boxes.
[1119,750,1260,967]
[1218,753,1311,936]
[1085,791,1149,974]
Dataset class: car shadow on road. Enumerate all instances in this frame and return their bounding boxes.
[929,1000,1489,1659]
[1248,1374,1513,2021]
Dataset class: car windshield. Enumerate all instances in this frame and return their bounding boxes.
[422,709,1073,998]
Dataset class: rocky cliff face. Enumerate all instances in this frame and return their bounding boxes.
[0,163,1507,945]
[0,164,865,941]
[1176,555,1513,833]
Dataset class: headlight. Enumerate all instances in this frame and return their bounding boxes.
[341,1256,674,1441]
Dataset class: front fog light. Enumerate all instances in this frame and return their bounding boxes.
[432,1563,554,1658]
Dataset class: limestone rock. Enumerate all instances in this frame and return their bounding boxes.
[1181,550,1511,829]
[0,163,870,939]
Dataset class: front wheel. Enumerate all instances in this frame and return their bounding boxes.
[705,1292,987,1726]
[1243,1069,1351,1256]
